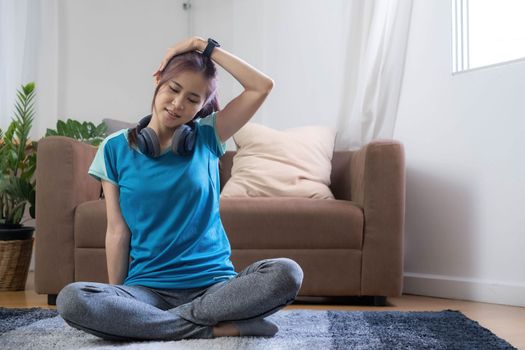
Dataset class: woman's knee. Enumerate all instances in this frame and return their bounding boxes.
[56,282,92,322]
[272,258,304,295]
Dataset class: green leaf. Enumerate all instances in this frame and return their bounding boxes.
[57,120,67,135]
[78,121,89,139]
[95,122,108,136]
[84,122,93,133]
[46,128,58,136]
[71,120,81,139]
[23,82,35,94]
[91,139,102,147]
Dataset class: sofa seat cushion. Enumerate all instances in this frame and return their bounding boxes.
[75,197,364,250]
[220,197,363,249]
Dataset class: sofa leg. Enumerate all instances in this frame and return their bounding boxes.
[47,294,57,306]
[294,295,388,306]
[372,296,387,306]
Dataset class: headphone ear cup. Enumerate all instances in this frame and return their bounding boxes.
[136,128,148,154]
[171,124,196,156]
[138,127,161,158]
[136,114,162,158]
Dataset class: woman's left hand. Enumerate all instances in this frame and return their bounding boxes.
[152,36,205,77]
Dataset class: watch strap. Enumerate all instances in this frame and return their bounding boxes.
[202,38,220,58]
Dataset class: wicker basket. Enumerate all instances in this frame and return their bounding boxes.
[0,238,34,291]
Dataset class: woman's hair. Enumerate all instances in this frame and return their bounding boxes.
[128,51,220,148]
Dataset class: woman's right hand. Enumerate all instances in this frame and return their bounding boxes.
[152,36,206,78]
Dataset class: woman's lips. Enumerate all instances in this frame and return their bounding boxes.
[165,108,180,119]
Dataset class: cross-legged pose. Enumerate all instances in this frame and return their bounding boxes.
[56,36,304,341]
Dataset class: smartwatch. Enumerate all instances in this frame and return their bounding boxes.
[202,38,220,58]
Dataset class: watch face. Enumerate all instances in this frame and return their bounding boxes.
[209,38,220,47]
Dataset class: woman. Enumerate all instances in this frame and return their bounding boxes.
[56,36,304,341]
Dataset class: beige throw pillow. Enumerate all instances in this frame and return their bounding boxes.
[221,122,337,199]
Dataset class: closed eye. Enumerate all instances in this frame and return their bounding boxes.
[170,87,199,104]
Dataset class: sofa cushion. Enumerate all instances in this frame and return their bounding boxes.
[103,118,136,134]
[75,200,106,248]
[74,197,364,250]
[221,122,337,199]
[220,197,363,249]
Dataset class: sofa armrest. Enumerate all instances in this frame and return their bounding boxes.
[34,136,101,295]
[350,139,406,296]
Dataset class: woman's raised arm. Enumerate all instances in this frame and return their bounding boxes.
[153,36,274,143]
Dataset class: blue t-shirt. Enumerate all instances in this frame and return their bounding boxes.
[88,112,237,289]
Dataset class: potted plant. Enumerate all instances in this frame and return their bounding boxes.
[0,82,37,291]
[46,118,107,146]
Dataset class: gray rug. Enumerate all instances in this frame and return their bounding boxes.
[0,307,516,349]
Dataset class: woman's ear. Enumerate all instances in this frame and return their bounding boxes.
[153,72,160,86]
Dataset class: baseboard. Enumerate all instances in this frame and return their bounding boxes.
[403,272,525,307]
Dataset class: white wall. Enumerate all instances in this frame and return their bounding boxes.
[35,0,348,151]
[190,0,348,150]
[395,0,525,306]
[40,0,189,136]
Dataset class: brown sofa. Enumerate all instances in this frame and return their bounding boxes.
[34,136,405,306]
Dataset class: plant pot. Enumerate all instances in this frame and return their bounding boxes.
[0,225,35,291]
[0,224,34,241]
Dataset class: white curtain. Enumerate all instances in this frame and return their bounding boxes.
[336,0,413,150]
[34,0,59,140]
[0,0,38,131]
[0,0,58,140]
[196,0,413,151]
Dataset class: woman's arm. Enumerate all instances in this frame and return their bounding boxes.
[194,37,274,143]
[154,36,274,143]
[102,180,131,285]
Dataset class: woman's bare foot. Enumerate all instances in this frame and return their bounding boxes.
[212,322,240,337]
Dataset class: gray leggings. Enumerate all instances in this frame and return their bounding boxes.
[56,258,303,341]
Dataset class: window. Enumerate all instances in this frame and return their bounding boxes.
[452,0,525,73]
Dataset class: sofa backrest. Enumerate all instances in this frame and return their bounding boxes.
[219,150,353,200]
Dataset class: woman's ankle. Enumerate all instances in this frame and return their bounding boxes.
[212,322,240,337]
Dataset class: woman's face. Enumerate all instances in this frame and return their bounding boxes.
[153,70,209,128]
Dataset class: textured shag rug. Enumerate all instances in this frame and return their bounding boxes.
[0,307,516,349]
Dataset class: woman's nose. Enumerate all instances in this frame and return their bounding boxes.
[171,97,183,110]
